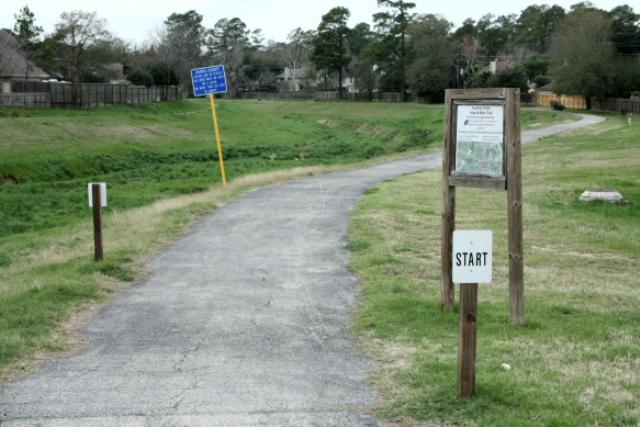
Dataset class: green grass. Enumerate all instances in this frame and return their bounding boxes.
[0,99,575,377]
[0,100,443,238]
[347,115,639,425]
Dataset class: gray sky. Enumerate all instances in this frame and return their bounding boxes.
[0,0,629,45]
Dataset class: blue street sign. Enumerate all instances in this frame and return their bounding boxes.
[191,65,228,97]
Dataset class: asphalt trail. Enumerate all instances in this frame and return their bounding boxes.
[0,113,604,426]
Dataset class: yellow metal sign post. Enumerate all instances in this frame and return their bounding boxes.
[209,93,228,186]
[191,64,229,186]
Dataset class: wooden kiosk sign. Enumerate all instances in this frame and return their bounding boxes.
[441,88,524,395]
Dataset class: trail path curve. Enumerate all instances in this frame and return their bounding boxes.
[0,113,604,426]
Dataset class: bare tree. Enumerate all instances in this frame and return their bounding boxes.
[279,28,313,91]
[54,10,111,83]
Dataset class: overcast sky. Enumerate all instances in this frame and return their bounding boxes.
[0,0,629,45]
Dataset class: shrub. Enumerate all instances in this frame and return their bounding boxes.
[81,71,106,83]
[550,100,565,111]
[533,75,551,88]
[149,64,180,86]
[488,67,529,91]
[127,69,154,87]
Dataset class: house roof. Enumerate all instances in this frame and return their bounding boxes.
[536,82,555,92]
[0,29,49,79]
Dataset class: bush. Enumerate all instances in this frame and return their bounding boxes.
[469,70,492,88]
[550,100,565,111]
[149,64,180,86]
[127,69,154,87]
[81,71,106,83]
[488,67,529,91]
[533,75,551,88]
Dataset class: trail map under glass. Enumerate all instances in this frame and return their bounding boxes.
[454,104,505,177]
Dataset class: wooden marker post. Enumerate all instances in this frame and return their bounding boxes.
[91,183,103,261]
[506,90,524,325]
[441,88,524,325]
[458,283,478,397]
[441,90,456,310]
[453,230,492,397]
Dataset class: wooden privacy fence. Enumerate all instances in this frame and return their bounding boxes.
[238,90,427,103]
[237,90,315,100]
[591,98,640,114]
[533,92,588,109]
[3,82,183,109]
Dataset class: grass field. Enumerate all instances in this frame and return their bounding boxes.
[0,99,576,377]
[347,114,639,425]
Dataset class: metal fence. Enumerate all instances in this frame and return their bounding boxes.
[2,82,183,109]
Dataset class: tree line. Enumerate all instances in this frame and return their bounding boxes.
[8,1,640,100]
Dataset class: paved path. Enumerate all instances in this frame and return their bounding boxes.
[0,114,604,427]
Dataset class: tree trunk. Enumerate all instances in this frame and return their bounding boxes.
[338,67,343,99]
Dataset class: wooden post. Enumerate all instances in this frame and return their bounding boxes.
[458,283,478,397]
[506,89,524,325]
[441,91,455,310]
[92,183,103,262]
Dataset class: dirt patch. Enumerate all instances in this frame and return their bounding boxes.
[317,119,340,127]
[52,122,195,142]
[357,123,395,138]
[92,124,195,140]
[2,175,20,185]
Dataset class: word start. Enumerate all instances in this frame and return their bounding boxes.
[455,252,489,267]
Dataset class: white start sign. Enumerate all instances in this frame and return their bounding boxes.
[453,230,493,284]
[88,182,107,208]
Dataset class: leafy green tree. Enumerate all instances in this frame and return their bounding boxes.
[516,5,566,53]
[161,10,204,89]
[244,44,284,91]
[406,15,455,102]
[13,5,43,80]
[149,63,179,86]
[355,44,378,100]
[373,0,416,98]
[349,23,374,58]
[487,66,528,91]
[311,7,351,96]
[452,18,476,40]
[127,69,154,86]
[475,14,518,57]
[347,23,378,98]
[609,5,640,55]
[521,54,549,81]
[550,9,624,98]
[569,2,600,13]
[207,17,251,95]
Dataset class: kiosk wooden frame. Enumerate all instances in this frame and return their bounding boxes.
[441,88,524,325]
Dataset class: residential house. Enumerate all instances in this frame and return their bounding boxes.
[275,66,313,91]
[0,29,49,93]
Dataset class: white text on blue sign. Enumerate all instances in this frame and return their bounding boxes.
[191,65,228,97]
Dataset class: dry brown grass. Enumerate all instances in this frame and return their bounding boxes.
[0,165,330,297]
